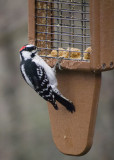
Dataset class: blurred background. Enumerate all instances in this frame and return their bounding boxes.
[0,0,114,160]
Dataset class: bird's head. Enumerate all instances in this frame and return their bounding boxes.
[19,44,38,61]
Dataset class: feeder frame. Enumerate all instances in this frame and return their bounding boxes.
[28,0,114,156]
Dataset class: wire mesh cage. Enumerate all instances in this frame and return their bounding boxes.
[35,0,91,62]
[29,0,114,71]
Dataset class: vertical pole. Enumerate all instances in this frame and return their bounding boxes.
[28,0,36,45]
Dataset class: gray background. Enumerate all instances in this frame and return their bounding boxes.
[0,0,114,160]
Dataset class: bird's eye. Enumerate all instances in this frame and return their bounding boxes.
[32,46,37,50]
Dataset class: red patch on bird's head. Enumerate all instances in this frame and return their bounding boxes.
[19,46,26,52]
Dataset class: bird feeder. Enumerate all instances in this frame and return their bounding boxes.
[28,0,114,156]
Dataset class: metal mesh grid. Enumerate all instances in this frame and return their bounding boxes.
[35,0,90,61]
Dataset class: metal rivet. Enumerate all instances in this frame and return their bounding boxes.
[102,63,106,69]
[110,62,113,68]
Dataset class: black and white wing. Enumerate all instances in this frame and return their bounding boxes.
[20,60,58,110]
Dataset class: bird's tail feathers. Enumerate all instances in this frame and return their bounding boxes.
[51,102,58,110]
[53,91,75,113]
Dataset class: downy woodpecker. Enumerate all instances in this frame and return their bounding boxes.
[19,44,75,113]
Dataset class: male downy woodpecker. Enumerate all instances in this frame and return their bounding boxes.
[19,44,75,113]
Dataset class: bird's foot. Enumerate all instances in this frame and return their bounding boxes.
[53,57,64,72]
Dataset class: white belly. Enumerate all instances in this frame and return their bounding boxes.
[33,56,58,89]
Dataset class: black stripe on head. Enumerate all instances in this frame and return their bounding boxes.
[25,45,37,52]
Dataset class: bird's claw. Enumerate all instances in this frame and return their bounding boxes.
[53,57,64,72]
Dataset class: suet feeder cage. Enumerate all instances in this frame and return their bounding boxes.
[28,0,114,156]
